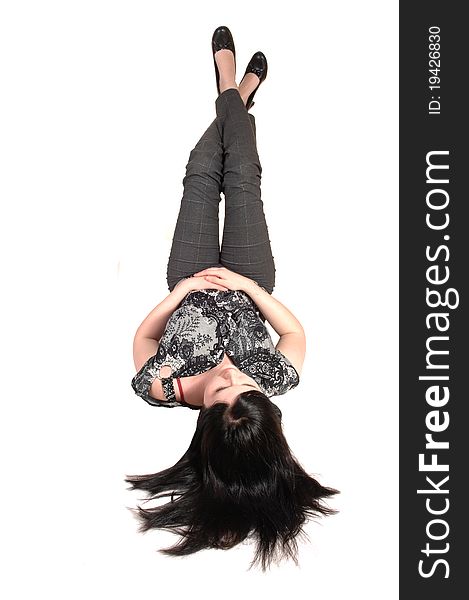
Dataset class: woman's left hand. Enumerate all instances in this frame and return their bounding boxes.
[174,275,229,294]
[192,266,257,293]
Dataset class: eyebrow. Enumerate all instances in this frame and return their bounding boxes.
[215,384,257,393]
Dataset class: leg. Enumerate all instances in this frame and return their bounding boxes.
[166,117,224,292]
[216,88,276,294]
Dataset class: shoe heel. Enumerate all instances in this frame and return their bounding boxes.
[246,92,256,110]
[213,56,220,95]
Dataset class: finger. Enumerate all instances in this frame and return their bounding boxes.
[194,267,222,275]
[205,277,231,291]
[206,281,229,291]
[205,275,225,283]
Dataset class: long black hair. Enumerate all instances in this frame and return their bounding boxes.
[125,390,338,571]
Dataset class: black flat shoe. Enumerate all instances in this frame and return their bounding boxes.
[211,25,236,96]
[241,51,268,110]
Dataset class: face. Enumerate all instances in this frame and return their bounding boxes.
[203,364,261,408]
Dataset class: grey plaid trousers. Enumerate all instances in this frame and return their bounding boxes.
[166,87,276,294]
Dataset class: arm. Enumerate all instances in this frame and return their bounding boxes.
[132,290,183,372]
[242,282,304,337]
[244,281,306,376]
[191,267,306,376]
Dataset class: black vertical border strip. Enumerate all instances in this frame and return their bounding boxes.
[400,1,466,596]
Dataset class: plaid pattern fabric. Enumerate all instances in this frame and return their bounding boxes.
[166,88,276,294]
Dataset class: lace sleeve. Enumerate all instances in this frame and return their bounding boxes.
[273,349,300,395]
[131,355,182,408]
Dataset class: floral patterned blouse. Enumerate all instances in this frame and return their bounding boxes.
[131,289,300,410]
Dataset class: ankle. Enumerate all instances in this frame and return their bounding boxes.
[239,92,249,106]
[219,80,238,94]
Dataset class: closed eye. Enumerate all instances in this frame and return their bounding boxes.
[215,384,257,393]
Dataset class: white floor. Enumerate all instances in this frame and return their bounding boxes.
[1,1,398,598]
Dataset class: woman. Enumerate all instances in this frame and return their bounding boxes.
[126,26,338,571]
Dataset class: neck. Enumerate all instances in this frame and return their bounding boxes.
[175,354,235,406]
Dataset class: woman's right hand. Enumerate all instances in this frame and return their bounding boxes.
[191,266,257,293]
[174,275,229,294]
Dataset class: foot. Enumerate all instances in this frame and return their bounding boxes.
[238,72,260,107]
[214,49,237,94]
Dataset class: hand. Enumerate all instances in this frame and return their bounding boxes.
[192,266,257,293]
[174,275,229,294]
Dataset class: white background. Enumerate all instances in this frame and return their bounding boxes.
[0,1,398,598]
